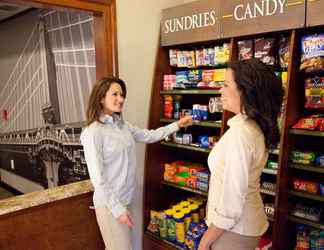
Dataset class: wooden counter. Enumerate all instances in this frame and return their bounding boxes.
[0,180,104,250]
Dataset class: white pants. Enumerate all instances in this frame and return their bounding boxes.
[95,206,132,250]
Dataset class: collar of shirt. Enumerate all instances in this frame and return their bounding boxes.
[227,113,248,127]
[99,113,124,126]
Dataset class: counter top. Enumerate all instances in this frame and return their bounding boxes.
[0,180,93,216]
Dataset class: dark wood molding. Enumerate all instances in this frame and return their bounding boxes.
[4,0,119,78]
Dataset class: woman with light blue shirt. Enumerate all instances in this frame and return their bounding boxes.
[198,60,284,250]
[81,77,192,250]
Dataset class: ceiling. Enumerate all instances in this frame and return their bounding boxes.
[0,2,30,22]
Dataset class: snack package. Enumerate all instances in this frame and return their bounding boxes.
[209,97,223,113]
[207,48,215,66]
[293,178,319,194]
[264,203,275,217]
[254,38,276,65]
[202,70,214,83]
[192,169,210,183]
[169,49,178,66]
[175,71,189,89]
[203,48,211,66]
[278,36,290,68]
[315,155,324,167]
[196,181,208,192]
[256,236,272,250]
[320,184,324,196]
[292,204,322,222]
[309,229,324,249]
[292,115,324,131]
[186,50,196,68]
[304,77,324,109]
[198,135,209,148]
[213,69,226,82]
[184,222,208,250]
[238,40,253,61]
[300,34,324,72]
[291,151,316,165]
[195,48,205,67]
[295,224,310,250]
[214,43,230,65]
[188,70,202,83]
[147,210,160,233]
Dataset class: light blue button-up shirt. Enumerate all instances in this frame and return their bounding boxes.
[80,113,179,218]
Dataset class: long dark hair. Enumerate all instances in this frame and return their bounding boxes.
[228,59,284,149]
[85,77,127,126]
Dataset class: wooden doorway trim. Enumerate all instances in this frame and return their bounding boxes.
[3,0,118,78]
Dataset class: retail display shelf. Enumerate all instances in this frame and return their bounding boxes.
[287,215,324,230]
[262,168,278,175]
[290,129,324,137]
[162,180,208,197]
[170,64,227,70]
[288,190,324,202]
[160,118,222,128]
[288,163,324,174]
[145,231,184,250]
[160,141,211,153]
[160,89,221,95]
[260,189,276,196]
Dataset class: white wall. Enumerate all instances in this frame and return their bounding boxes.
[116,1,186,249]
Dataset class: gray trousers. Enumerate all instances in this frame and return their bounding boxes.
[211,230,260,250]
[95,206,132,250]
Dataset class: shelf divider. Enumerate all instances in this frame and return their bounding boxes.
[160,141,211,153]
[162,180,208,196]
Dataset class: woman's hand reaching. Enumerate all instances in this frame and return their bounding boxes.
[177,116,193,128]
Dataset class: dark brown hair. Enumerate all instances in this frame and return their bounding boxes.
[228,59,284,149]
[85,77,127,126]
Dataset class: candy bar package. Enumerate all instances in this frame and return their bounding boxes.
[278,36,290,68]
[291,151,316,165]
[293,178,319,194]
[254,38,276,65]
[238,40,253,61]
[300,34,324,73]
[292,115,324,131]
[304,77,324,109]
[292,204,322,222]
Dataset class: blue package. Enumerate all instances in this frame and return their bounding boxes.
[198,136,209,148]
[192,104,201,120]
[315,155,324,167]
[199,105,208,121]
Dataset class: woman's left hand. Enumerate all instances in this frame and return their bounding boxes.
[198,235,211,250]
[198,224,224,250]
[177,116,193,128]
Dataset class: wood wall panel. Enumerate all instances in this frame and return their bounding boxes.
[0,193,104,250]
